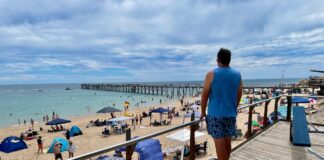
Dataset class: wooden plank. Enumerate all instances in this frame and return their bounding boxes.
[231,121,319,160]
[292,107,311,146]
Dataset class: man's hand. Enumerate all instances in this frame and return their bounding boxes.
[200,112,206,120]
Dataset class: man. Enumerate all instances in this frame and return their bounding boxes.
[200,48,242,160]
[54,142,63,160]
[30,118,34,129]
[66,129,70,140]
[37,136,43,154]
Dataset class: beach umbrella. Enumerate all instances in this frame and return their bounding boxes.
[97,106,122,114]
[46,118,71,125]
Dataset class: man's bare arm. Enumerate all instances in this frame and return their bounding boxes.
[201,71,214,119]
[236,79,243,108]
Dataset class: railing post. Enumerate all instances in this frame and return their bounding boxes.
[189,112,196,160]
[126,129,135,160]
[245,98,254,139]
[246,105,254,139]
[263,100,270,128]
[274,97,279,122]
[287,96,292,121]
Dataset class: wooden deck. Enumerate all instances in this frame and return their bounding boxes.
[231,121,324,160]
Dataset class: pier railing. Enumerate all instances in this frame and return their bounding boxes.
[81,83,320,96]
[69,94,323,160]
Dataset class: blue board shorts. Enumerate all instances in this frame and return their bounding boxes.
[206,116,236,138]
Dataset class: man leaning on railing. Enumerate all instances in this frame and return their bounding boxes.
[201,48,243,160]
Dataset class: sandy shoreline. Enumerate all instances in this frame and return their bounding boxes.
[0,94,322,160]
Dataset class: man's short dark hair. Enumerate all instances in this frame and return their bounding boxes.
[217,48,231,65]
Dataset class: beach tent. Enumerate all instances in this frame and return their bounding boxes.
[47,137,69,153]
[151,107,169,123]
[97,106,122,114]
[292,97,309,104]
[118,138,163,160]
[166,129,205,159]
[69,125,83,137]
[0,136,27,153]
[269,111,283,120]
[46,118,71,125]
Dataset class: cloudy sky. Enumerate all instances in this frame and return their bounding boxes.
[0,0,323,84]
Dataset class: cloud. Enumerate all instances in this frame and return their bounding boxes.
[0,0,324,84]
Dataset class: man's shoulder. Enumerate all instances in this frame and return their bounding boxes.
[229,68,241,75]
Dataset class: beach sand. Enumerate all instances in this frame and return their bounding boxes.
[1,94,320,160]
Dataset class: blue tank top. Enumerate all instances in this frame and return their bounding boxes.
[208,67,241,117]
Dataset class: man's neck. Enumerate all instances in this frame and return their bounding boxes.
[218,65,230,68]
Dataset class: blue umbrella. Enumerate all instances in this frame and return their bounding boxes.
[46,118,71,125]
[151,107,169,113]
[292,97,309,103]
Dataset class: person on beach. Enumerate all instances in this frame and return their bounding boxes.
[66,129,70,140]
[139,115,143,125]
[31,118,34,129]
[68,140,76,158]
[24,119,26,125]
[43,116,46,122]
[135,114,139,125]
[37,136,43,154]
[46,115,49,122]
[18,119,20,125]
[200,48,242,160]
[54,142,63,160]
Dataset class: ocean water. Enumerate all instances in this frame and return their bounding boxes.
[0,84,168,128]
[0,78,302,128]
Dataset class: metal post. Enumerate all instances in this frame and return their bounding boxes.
[246,98,254,139]
[246,105,254,139]
[274,97,279,122]
[126,129,135,160]
[189,112,196,160]
[263,100,270,128]
[287,96,292,121]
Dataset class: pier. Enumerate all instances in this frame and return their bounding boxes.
[81,83,203,96]
[80,83,319,96]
